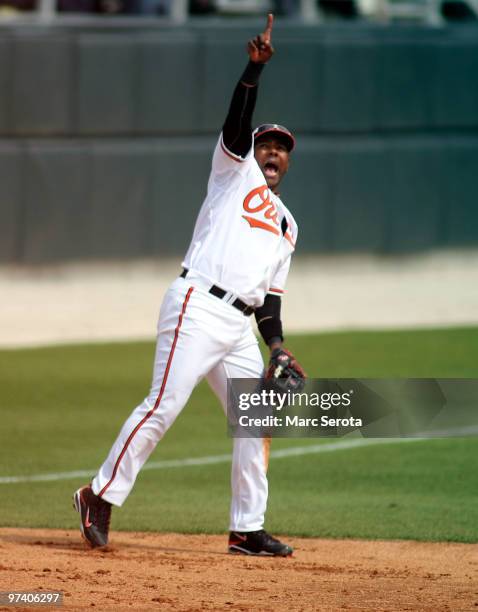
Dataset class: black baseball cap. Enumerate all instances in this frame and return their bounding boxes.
[253,124,296,152]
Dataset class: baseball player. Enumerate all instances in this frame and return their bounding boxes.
[73,13,304,556]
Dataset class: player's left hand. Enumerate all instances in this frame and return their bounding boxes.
[247,13,275,64]
[265,347,306,393]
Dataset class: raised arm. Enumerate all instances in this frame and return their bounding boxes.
[222,14,274,158]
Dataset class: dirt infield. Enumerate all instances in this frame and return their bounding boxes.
[0,529,476,611]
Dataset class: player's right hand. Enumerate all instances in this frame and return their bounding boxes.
[247,13,274,64]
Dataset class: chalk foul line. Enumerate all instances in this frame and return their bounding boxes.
[1,430,476,485]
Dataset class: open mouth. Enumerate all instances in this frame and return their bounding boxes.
[263,162,279,178]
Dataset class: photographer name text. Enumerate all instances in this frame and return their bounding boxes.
[238,414,363,428]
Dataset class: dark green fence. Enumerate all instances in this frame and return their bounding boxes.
[0,21,477,262]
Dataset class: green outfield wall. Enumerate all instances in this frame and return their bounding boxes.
[0,20,477,262]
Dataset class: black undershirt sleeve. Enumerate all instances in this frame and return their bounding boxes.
[222,61,265,158]
[254,294,283,345]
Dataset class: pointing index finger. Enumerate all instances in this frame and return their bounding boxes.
[264,13,273,41]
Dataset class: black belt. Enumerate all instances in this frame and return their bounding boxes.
[180,268,255,317]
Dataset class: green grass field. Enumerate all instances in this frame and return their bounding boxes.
[1,327,477,542]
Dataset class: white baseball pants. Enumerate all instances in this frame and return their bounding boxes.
[91,273,270,532]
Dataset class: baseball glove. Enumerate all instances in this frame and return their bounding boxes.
[265,348,306,393]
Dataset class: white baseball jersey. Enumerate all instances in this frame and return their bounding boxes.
[182,134,298,307]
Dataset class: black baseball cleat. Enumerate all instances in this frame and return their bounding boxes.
[73,484,112,548]
[228,529,293,556]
